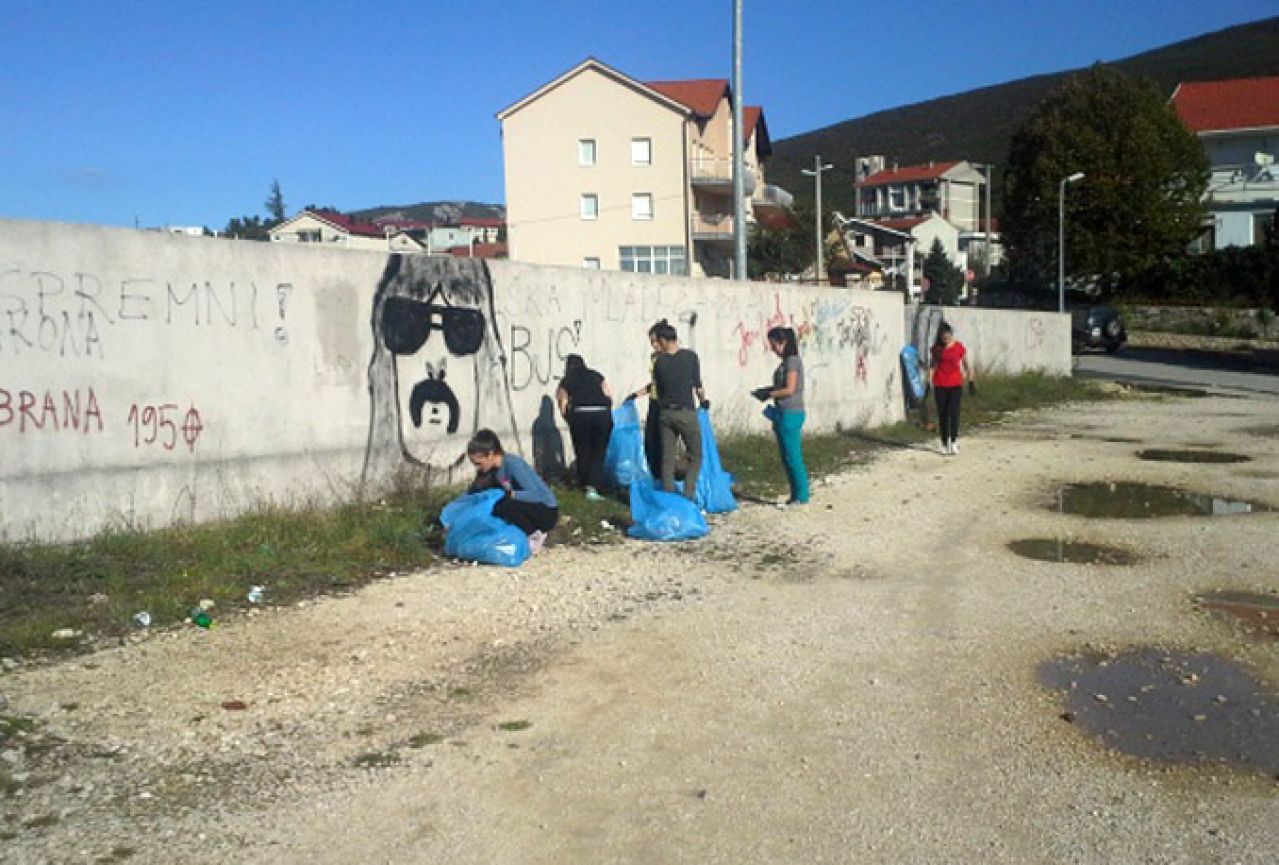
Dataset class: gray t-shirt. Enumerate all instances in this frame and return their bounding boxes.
[653,348,702,410]
[773,355,804,412]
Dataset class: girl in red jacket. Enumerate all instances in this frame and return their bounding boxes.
[929,322,975,455]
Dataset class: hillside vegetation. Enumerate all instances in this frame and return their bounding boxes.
[769,16,1279,215]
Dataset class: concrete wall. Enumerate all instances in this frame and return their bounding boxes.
[904,305,1071,376]
[1,218,904,542]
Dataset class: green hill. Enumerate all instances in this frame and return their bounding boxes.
[768,16,1279,216]
[352,200,505,224]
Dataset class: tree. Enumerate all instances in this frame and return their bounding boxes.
[265,179,287,224]
[222,215,271,241]
[922,238,963,305]
[1002,64,1208,294]
[748,205,813,281]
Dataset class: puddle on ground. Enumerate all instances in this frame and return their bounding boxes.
[1127,383,1211,398]
[1196,591,1279,640]
[1008,538,1140,565]
[1051,482,1272,518]
[1040,648,1279,776]
[1137,449,1252,464]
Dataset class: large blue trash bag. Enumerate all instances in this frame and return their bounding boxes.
[900,345,926,401]
[695,407,737,513]
[603,399,649,488]
[628,480,709,542]
[440,489,531,567]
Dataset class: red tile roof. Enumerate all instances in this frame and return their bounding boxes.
[742,106,762,144]
[447,243,508,259]
[873,216,931,232]
[459,217,505,228]
[645,79,729,117]
[310,209,386,238]
[1171,76,1279,133]
[861,162,961,187]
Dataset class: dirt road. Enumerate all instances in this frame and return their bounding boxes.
[4,391,1278,864]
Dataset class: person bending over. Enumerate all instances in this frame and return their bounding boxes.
[466,429,559,550]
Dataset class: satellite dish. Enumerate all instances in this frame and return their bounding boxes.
[1256,152,1275,167]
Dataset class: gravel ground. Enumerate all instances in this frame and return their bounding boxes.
[3,392,1277,864]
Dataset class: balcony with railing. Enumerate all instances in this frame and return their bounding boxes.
[752,183,793,212]
[690,211,734,242]
[689,156,757,195]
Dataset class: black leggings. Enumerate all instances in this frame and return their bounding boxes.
[934,386,963,443]
[567,409,613,490]
[492,498,559,534]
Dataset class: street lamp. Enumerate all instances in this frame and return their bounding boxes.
[1058,171,1085,313]
[802,155,834,284]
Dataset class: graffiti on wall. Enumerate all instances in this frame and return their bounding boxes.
[731,292,886,390]
[0,268,292,359]
[363,255,520,480]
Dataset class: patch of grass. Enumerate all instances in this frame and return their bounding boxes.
[407,732,445,748]
[722,373,1110,499]
[352,750,401,769]
[98,847,137,863]
[549,488,632,546]
[0,715,38,744]
[496,719,532,732]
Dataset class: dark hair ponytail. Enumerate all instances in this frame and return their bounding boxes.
[466,428,504,456]
[766,326,799,357]
[933,321,954,348]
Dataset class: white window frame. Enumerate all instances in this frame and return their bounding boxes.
[580,194,599,221]
[582,257,601,270]
[579,139,596,166]
[631,193,653,221]
[631,137,652,165]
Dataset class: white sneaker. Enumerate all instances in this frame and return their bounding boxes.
[941,441,952,455]
[950,440,960,455]
[528,530,547,555]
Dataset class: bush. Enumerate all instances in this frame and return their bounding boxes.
[1114,246,1276,308]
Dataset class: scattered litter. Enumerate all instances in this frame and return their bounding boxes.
[132,612,152,628]
[220,700,248,711]
[189,609,213,629]
[197,598,216,611]
[50,629,82,640]
[246,586,265,604]
[600,520,613,530]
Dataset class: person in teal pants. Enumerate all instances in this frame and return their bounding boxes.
[753,326,810,505]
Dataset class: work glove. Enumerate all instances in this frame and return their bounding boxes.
[700,400,712,411]
[967,381,977,397]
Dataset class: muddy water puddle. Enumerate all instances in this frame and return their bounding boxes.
[1040,648,1279,776]
[1008,538,1140,565]
[1196,591,1279,639]
[1136,449,1251,464]
[1051,482,1272,518]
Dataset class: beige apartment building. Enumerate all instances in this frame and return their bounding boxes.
[497,58,790,278]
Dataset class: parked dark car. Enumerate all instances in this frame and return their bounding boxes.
[1070,305,1126,353]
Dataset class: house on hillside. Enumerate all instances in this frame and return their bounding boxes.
[1171,75,1279,249]
[496,57,792,278]
[845,155,1000,294]
[269,209,406,252]
[831,212,959,297]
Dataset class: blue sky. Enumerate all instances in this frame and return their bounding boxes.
[2,1,1274,230]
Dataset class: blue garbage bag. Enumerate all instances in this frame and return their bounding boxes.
[900,345,926,401]
[695,407,737,514]
[603,399,649,488]
[627,479,709,542]
[440,488,531,567]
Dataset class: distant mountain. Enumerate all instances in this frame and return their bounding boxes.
[352,200,505,224]
[769,16,1279,216]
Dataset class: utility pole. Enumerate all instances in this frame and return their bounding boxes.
[731,0,747,281]
[1058,171,1085,313]
[802,155,834,284]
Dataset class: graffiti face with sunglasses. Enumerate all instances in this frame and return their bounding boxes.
[366,257,519,475]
